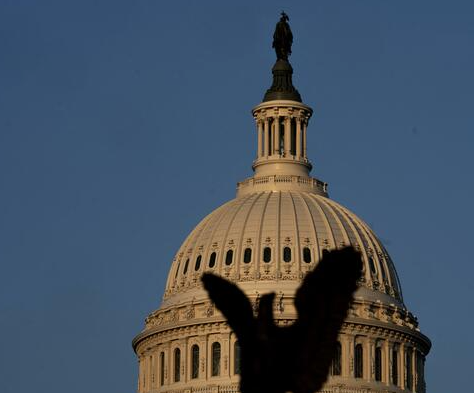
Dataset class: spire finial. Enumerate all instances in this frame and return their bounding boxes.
[263,13,301,102]
[272,11,293,61]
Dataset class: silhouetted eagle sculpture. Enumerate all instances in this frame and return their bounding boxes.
[201,246,363,393]
[273,12,293,61]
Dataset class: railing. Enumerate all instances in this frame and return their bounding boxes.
[237,175,328,194]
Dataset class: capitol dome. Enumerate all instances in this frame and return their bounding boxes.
[133,15,430,393]
[162,190,404,310]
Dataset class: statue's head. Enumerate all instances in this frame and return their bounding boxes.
[280,11,289,22]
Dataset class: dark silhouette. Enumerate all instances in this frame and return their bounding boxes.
[202,246,363,393]
[272,12,293,61]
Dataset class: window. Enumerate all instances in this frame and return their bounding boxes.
[174,348,181,382]
[263,247,272,263]
[279,117,285,154]
[174,262,180,279]
[283,247,291,262]
[380,262,387,281]
[194,255,201,271]
[191,345,199,379]
[268,118,273,154]
[183,259,189,275]
[355,344,363,378]
[375,346,382,381]
[243,248,252,263]
[209,252,216,268]
[225,249,233,266]
[392,348,398,386]
[303,247,311,263]
[290,118,296,155]
[211,342,221,376]
[160,352,165,386]
[368,256,377,275]
[234,341,241,375]
[330,342,342,376]
[406,348,413,390]
[416,352,425,393]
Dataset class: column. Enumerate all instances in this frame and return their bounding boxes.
[369,339,375,382]
[274,116,280,155]
[284,116,291,156]
[263,119,269,157]
[138,358,143,393]
[257,120,263,158]
[341,335,350,378]
[147,355,152,391]
[302,119,307,158]
[296,118,302,158]
[384,342,391,386]
[400,343,406,390]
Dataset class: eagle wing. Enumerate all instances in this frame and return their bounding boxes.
[291,247,363,393]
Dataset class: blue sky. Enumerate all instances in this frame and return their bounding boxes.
[1,1,473,393]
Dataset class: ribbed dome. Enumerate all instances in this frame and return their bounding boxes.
[163,191,403,308]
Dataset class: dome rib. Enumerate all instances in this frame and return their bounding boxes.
[302,193,335,257]
[199,201,237,276]
[255,192,273,279]
[216,193,256,276]
[235,192,264,275]
[276,191,282,278]
[288,192,301,275]
[296,192,321,261]
[318,196,351,247]
[322,197,371,283]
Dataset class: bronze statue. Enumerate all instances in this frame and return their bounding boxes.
[202,247,363,393]
[273,12,293,61]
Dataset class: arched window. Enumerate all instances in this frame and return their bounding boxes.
[355,343,363,378]
[225,249,233,266]
[243,248,252,263]
[174,348,181,382]
[183,259,189,275]
[211,342,221,376]
[263,247,272,263]
[279,117,285,154]
[191,344,199,379]
[283,247,292,262]
[380,261,388,282]
[330,342,342,376]
[209,252,216,268]
[406,348,413,390]
[303,247,311,263]
[160,352,165,386]
[194,255,201,271]
[290,118,296,155]
[174,262,180,279]
[375,346,382,381]
[268,119,273,154]
[392,348,398,386]
[416,352,425,393]
[234,341,241,375]
[368,256,377,275]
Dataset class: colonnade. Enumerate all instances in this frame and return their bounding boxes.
[137,331,426,393]
[256,116,308,160]
[334,335,426,393]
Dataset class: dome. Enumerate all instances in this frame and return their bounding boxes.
[163,190,404,309]
[133,15,430,393]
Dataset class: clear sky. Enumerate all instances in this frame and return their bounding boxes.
[1,1,473,393]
